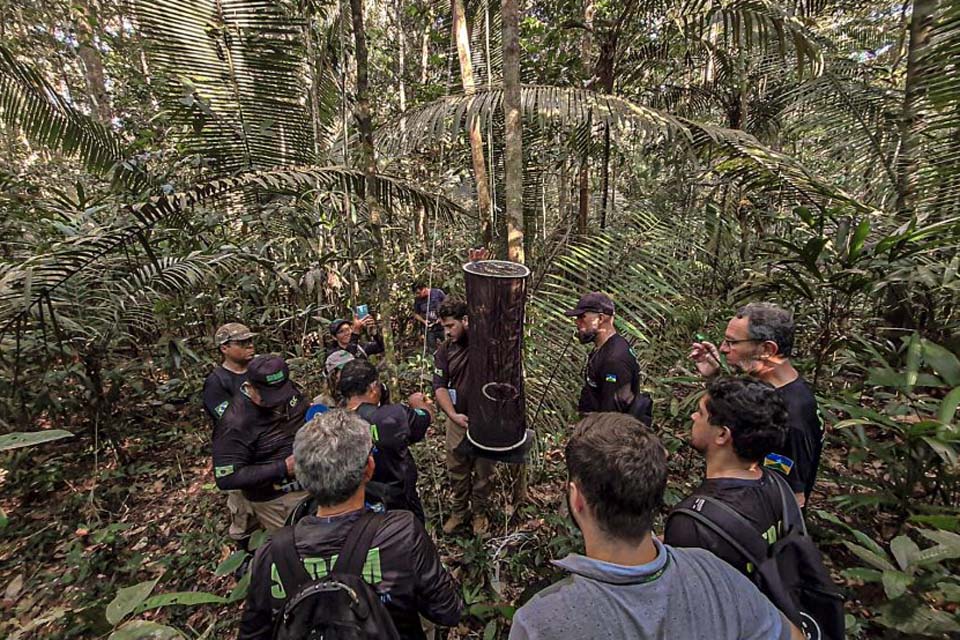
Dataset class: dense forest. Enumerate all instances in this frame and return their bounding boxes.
[0,0,958,638]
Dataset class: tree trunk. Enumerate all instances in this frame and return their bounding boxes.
[895,0,936,219]
[420,6,432,85]
[599,125,611,228]
[502,0,524,263]
[453,0,494,244]
[349,0,397,373]
[74,0,113,123]
[576,0,595,234]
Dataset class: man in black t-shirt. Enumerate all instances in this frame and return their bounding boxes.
[689,303,825,506]
[565,292,641,415]
[203,323,256,423]
[239,409,462,640]
[213,355,309,530]
[203,323,258,545]
[665,377,802,576]
[433,298,497,535]
[339,359,434,523]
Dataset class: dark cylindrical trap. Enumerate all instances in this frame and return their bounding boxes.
[460,260,532,460]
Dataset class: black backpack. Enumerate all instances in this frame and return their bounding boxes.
[270,512,401,640]
[667,472,844,640]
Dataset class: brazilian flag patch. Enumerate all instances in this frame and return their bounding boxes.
[414,408,427,416]
[604,373,618,383]
[215,400,229,417]
[763,453,794,475]
[214,465,235,478]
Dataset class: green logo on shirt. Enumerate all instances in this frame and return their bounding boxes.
[215,400,229,417]
[214,465,234,478]
[605,373,618,383]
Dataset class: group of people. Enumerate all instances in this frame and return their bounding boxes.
[200,287,830,639]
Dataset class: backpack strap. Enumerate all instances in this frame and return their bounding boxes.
[335,512,386,576]
[271,526,313,597]
[767,470,807,535]
[354,403,378,425]
[668,497,769,570]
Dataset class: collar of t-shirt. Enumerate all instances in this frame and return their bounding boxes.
[551,537,669,585]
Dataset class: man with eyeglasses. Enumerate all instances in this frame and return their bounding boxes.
[204,323,259,552]
[566,293,648,422]
[213,355,309,530]
[326,316,384,360]
[689,303,824,507]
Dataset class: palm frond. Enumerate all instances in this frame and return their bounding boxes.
[0,166,466,332]
[0,45,143,189]
[377,84,874,213]
[133,0,317,173]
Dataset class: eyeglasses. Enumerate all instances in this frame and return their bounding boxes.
[226,339,254,347]
[720,337,758,347]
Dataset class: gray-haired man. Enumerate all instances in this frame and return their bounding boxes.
[689,303,825,507]
[239,409,462,640]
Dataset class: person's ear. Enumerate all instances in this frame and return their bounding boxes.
[715,425,733,447]
[759,340,779,359]
[568,481,585,514]
[462,316,469,329]
[364,455,375,480]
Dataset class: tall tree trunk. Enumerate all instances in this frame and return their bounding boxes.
[349,0,397,373]
[502,0,524,263]
[895,0,936,219]
[74,0,113,123]
[576,0,595,235]
[599,125,611,228]
[420,7,432,85]
[453,0,494,244]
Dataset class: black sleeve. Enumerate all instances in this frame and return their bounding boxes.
[596,356,636,413]
[432,344,449,392]
[782,419,815,493]
[202,373,231,423]
[664,509,750,574]
[411,517,463,626]
[360,333,384,357]
[212,419,288,491]
[238,543,276,640]
[405,405,432,444]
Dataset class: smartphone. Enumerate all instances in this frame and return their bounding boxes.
[695,332,707,342]
[355,304,369,319]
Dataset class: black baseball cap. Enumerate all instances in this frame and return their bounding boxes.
[246,355,296,408]
[564,292,615,317]
[329,319,351,335]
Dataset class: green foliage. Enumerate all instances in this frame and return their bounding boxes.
[0,429,73,451]
[840,525,960,636]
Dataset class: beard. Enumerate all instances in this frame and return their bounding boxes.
[577,329,597,344]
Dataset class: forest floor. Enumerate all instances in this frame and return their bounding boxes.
[0,358,878,640]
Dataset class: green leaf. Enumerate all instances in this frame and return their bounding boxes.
[0,430,74,451]
[890,535,920,571]
[882,570,914,599]
[908,515,960,532]
[905,333,922,392]
[841,567,882,583]
[938,386,960,425]
[228,570,250,603]
[214,550,248,577]
[0,507,7,530]
[108,620,185,640]
[921,436,959,466]
[482,620,497,640]
[938,582,960,603]
[106,578,160,626]
[248,529,269,551]
[852,529,889,559]
[922,340,960,386]
[876,601,960,635]
[843,541,896,572]
[848,217,871,262]
[135,591,227,613]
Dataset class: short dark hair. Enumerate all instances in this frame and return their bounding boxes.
[412,282,427,293]
[438,297,468,320]
[338,359,379,399]
[705,377,788,462]
[565,413,667,542]
[736,303,795,357]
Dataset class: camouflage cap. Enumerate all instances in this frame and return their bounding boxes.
[215,323,257,346]
[325,349,355,376]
